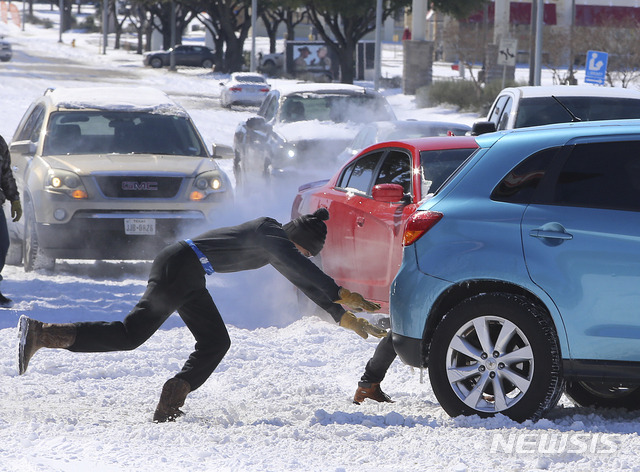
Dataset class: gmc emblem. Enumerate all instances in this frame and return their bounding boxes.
[122,181,158,191]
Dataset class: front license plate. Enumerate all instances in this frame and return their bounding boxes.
[124,218,156,235]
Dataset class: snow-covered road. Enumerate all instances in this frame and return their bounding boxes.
[2,7,640,472]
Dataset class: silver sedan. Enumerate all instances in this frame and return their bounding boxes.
[220,73,271,108]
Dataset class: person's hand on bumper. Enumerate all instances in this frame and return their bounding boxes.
[11,200,22,222]
[334,287,381,312]
[340,311,387,339]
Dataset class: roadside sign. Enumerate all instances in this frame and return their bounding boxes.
[585,50,608,85]
[497,39,517,67]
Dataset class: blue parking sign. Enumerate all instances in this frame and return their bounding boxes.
[585,50,608,85]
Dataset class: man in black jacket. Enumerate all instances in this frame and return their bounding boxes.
[17,208,385,422]
[0,135,22,307]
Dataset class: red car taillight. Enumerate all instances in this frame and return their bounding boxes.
[230,87,242,92]
[259,88,270,92]
[403,211,443,246]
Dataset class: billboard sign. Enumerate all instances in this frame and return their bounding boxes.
[285,41,339,81]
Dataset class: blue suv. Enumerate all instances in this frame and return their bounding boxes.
[390,120,640,422]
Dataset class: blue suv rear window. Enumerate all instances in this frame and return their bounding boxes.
[492,148,558,203]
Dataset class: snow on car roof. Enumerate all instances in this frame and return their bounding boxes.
[507,85,640,99]
[46,86,189,116]
[273,82,371,96]
[231,72,267,81]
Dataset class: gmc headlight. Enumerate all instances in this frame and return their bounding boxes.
[284,144,296,159]
[45,169,88,199]
[190,171,226,201]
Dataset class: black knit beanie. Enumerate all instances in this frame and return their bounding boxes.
[283,207,329,256]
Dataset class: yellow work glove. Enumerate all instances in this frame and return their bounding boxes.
[10,200,22,222]
[339,311,387,339]
[334,287,381,313]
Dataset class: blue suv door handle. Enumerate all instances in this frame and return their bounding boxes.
[529,223,573,241]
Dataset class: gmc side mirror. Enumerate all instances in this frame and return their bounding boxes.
[211,143,233,159]
[10,141,37,156]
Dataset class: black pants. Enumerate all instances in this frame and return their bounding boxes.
[360,331,396,384]
[0,206,9,276]
[68,242,231,391]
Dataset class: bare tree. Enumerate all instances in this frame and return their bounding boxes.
[587,18,640,88]
[128,1,151,54]
[543,26,578,85]
[109,0,132,50]
[146,0,198,50]
[196,0,253,73]
[260,0,307,54]
[442,19,486,94]
[305,0,411,84]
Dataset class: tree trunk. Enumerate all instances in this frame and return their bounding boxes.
[213,37,225,71]
[225,37,245,72]
[260,13,279,54]
[61,0,73,32]
[337,44,355,84]
[137,27,143,54]
[286,23,295,42]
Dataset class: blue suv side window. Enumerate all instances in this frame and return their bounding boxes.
[491,148,558,203]
[553,141,640,211]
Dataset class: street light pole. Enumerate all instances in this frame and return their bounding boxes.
[250,0,257,72]
[169,1,176,71]
[373,0,382,90]
[58,0,63,42]
[102,0,107,54]
[534,0,543,85]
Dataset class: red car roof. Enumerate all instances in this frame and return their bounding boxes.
[362,135,479,154]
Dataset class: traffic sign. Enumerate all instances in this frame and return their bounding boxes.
[497,39,517,67]
[585,50,608,85]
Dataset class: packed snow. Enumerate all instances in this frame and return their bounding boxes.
[2,6,640,472]
[46,86,191,116]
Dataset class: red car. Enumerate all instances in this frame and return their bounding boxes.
[290,136,479,311]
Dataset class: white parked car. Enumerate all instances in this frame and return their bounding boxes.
[219,72,271,108]
[473,85,640,133]
[8,86,232,271]
[258,52,284,77]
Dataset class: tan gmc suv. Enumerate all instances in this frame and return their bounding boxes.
[8,86,232,271]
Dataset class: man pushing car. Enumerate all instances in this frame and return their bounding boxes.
[17,208,386,422]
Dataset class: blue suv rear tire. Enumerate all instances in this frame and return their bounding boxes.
[428,293,564,422]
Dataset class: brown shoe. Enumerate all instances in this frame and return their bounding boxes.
[153,378,191,423]
[353,382,394,405]
[18,315,77,375]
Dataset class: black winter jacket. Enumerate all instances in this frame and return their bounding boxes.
[181,217,347,323]
[0,136,19,205]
